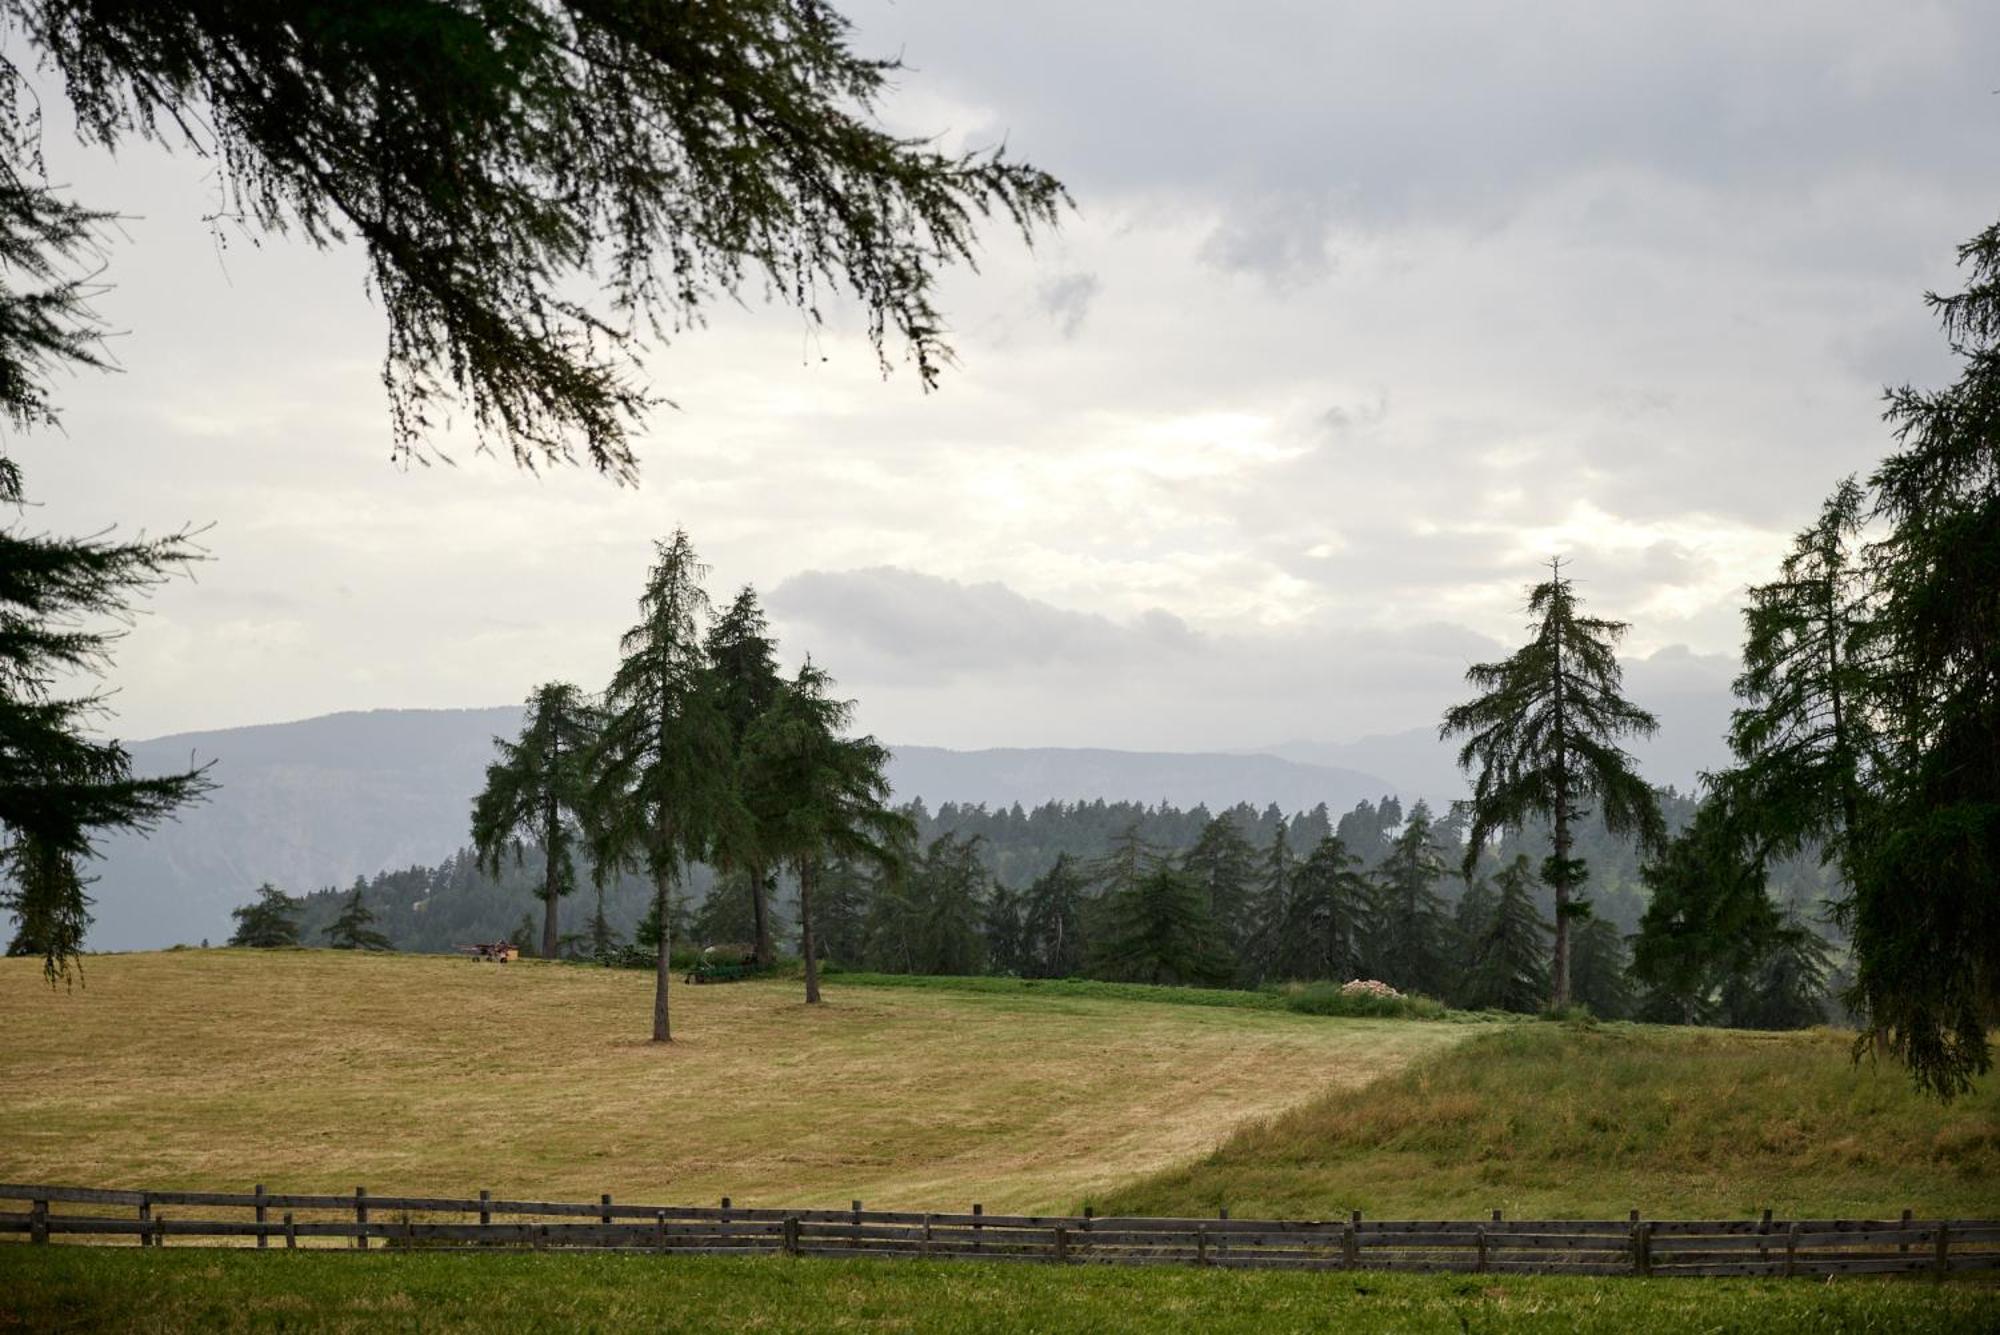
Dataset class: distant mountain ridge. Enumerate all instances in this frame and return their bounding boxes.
[83,708,1404,952]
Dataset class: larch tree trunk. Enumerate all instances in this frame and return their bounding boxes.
[1549,574,1573,1013]
[541,821,561,961]
[652,867,673,1042]
[751,862,773,967]
[800,860,821,1005]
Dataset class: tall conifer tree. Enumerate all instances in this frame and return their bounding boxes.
[742,661,907,1004]
[593,532,736,1042]
[1021,852,1090,978]
[325,884,392,952]
[1280,835,1373,983]
[228,883,300,948]
[1842,227,2000,1095]
[1442,560,1664,1009]
[1369,803,1454,997]
[471,681,602,961]
[703,586,785,966]
[1181,813,1258,968]
[1463,856,1550,1013]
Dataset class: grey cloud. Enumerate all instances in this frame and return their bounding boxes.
[1038,272,1101,338]
[767,566,1199,679]
[1199,194,1338,285]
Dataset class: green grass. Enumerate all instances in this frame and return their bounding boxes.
[833,970,1465,1020]
[5,1249,1997,1333]
[1099,1021,2000,1220]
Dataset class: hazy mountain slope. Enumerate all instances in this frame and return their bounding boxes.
[1265,675,1734,807]
[79,709,1400,952]
[90,708,527,952]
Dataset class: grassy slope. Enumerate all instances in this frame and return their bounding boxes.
[1101,1022,2000,1220]
[0,950,1462,1213]
[5,1250,1997,1334]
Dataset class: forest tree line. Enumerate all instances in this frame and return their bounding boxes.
[266,784,1841,1029]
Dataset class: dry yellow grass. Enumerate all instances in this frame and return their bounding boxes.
[0,950,1467,1213]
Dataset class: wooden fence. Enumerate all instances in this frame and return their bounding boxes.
[3,1184,1996,1279]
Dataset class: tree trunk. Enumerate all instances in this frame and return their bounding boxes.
[1550,566,1573,1013]
[1550,794,1572,1011]
[800,860,822,1005]
[652,869,673,1042]
[541,846,561,962]
[751,862,773,967]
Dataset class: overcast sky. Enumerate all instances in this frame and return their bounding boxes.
[14,2,1997,754]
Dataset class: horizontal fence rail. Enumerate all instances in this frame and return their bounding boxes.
[2,1185,1994,1280]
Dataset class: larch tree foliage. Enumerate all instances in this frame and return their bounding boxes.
[1568,916,1636,1020]
[1,0,1070,481]
[1279,835,1372,983]
[228,882,300,948]
[1729,477,1879,853]
[702,586,784,967]
[1091,862,1228,987]
[741,659,906,1004]
[1842,227,2000,1096]
[0,164,209,980]
[1462,855,1550,1014]
[1181,812,1257,966]
[1241,818,1297,985]
[0,0,1063,976]
[1369,802,1453,998]
[471,681,601,962]
[1631,789,1783,1024]
[1020,851,1089,979]
[325,884,392,952]
[1442,560,1664,1010]
[593,531,736,1042]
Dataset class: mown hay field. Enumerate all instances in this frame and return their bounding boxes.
[0,949,1467,1213]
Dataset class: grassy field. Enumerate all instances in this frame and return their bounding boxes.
[0,949,1466,1213]
[1102,1021,2000,1220]
[5,1248,1997,1333]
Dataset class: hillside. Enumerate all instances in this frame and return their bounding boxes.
[0,950,1461,1213]
[87,708,1402,951]
[1100,1023,2000,1220]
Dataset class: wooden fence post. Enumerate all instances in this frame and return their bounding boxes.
[1344,1211,1360,1270]
[29,1198,47,1245]
[1217,1206,1228,1265]
[255,1184,268,1249]
[354,1187,368,1251]
[1476,1227,1487,1273]
[972,1202,983,1254]
[600,1193,612,1226]
[782,1215,800,1258]
[1934,1222,1950,1280]
[1053,1226,1069,1265]
[1784,1221,1799,1278]
[1901,1207,1913,1256]
[284,1213,297,1249]
[478,1189,491,1228]
[1196,1225,1210,1267]
[655,1210,667,1254]
[154,1211,167,1248]
[1635,1222,1652,1277]
[138,1196,152,1248]
[921,1213,934,1259]
[1758,1208,1772,1265]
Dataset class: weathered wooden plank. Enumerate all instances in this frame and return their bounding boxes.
[1484,1260,1636,1277]
[1794,1256,1937,1276]
[0,1185,150,1208]
[1793,1228,1941,1249]
[1483,1232,1634,1250]
[1652,1261,1788,1278]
